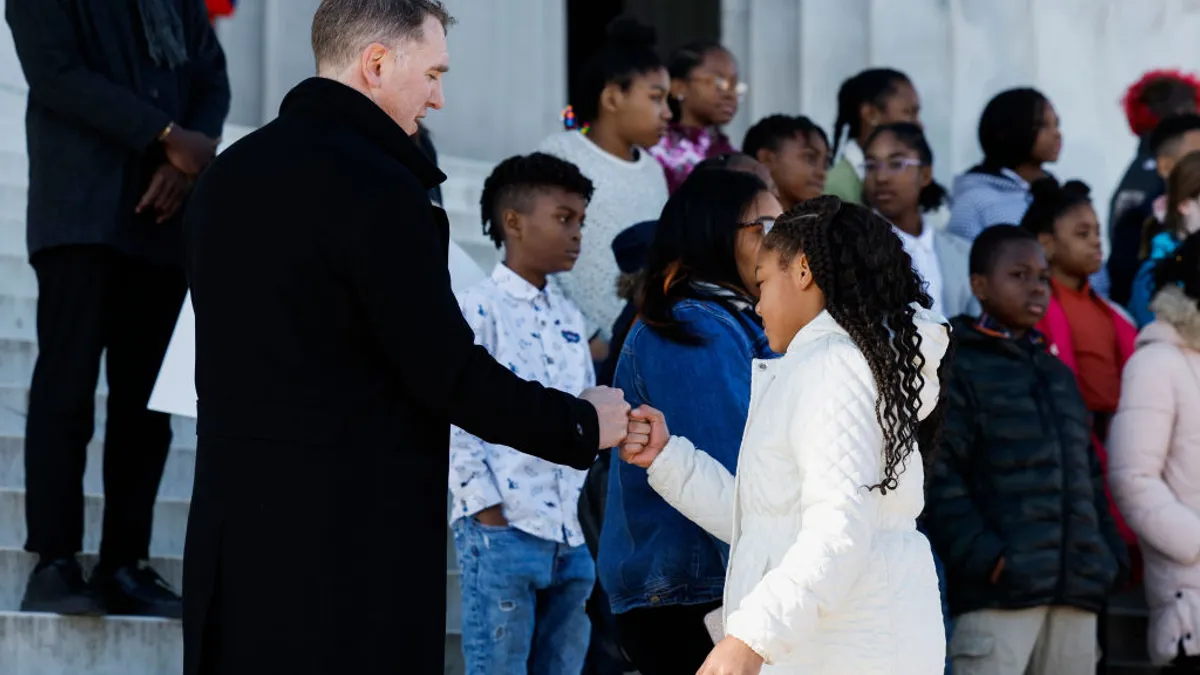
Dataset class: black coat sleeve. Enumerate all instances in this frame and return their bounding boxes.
[180,0,230,138]
[5,0,171,150]
[925,369,1007,582]
[341,183,599,470]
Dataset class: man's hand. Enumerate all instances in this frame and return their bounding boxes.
[697,636,765,675]
[136,164,192,223]
[162,125,218,176]
[579,386,631,449]
[473,505,508,528]
[620,404,669,468]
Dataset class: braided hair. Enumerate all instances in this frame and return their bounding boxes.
[479,152,595,249]
[832,68,911,156]
[762,196,936,492]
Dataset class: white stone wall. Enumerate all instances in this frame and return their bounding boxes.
[723,0,1200,241]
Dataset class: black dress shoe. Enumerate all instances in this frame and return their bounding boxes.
[90,563,182,619]
[20,557,106,615]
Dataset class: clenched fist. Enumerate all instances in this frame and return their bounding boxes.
[579,386,631,449]
[620,404,669,468]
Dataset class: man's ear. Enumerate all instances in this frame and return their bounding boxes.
[359,42,388,88]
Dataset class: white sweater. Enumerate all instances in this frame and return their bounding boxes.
[536,131,668,340]
[647,308,950,674]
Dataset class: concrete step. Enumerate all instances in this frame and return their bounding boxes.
[0,547,182,612]
[0,217,22,257]
[0,488,190,559]
[0,385,197,450]
[0,336,35,384]
[0,253,34,297]
[0,435,196,499]
[0,610,182,675]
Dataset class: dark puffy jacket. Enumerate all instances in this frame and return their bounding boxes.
[925,318,1129,617]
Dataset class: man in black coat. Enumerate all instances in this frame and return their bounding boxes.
[6,0,228,618]
[180,1,632,673]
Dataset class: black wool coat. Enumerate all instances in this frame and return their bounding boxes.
[925,318,1128,618]
[181,77,600,675]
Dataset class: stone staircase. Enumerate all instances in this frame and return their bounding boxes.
[0,85,498,672]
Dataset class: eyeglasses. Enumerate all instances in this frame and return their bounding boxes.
[740,217,776,234]
[862,157,923,176]
[691,74,749,98]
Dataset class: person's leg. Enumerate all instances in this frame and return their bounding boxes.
[21,246,111,614]
[529,543,595,675]
[948,606,1047,675]
[453,518,549,675]
[1028,606,1097,675]
[614,600,722,675]
[90,255,186,616]
[1164,640,1200,674]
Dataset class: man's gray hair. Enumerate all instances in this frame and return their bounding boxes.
[311,0,455,71]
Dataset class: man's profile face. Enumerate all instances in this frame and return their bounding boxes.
[369,16,449,135]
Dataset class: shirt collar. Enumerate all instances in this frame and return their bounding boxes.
[975,312,1045,345]
[893,220,935,251]
[1049,276,1095,301]
[490,263,552,305]
[999,167,1030,190]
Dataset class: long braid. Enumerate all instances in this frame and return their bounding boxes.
[764,196,934,493]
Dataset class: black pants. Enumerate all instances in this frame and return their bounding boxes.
[614,600,721,675]
[1166,641,1200,674]
[24,245,186,566]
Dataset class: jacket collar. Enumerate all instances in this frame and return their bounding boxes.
[279,77,447,190]
[1145,285,1200,351]
[784,310,844,354]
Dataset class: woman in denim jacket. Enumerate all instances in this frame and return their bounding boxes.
[599,169,782,675]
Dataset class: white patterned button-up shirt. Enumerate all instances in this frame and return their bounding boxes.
[448,263,595,546]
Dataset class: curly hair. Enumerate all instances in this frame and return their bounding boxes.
[479,152,595,249]
[1122,69,1200,137]
[762,196,936,493]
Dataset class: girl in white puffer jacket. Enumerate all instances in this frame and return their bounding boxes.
[621,196,950,674]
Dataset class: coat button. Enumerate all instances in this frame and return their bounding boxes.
[576,423,583,436]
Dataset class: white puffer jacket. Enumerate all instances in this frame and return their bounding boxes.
[647,308,949,674]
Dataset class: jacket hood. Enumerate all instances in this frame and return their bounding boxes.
[951,170,1028,198]
[1143,284,1200,351]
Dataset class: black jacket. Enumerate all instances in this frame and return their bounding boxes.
[925,317,1128,618]
[6,0,229,266]
[181,78,600,675]
[1107,137,1163,306]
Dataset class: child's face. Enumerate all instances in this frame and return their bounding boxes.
[1032,103,1062,164]
[608,68,672,149]
[735,190,784,296]
[970,239,1051,335]
[761,133,827,207]
[864,81,921,135]
[754,247,824,353]
[504,187,588,276]
[1039,204,1103,280]
[863,131,930,221]
[673,49,740,127]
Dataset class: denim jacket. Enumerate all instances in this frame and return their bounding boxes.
[598,298,776,614]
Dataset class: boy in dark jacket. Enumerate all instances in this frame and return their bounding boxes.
[926,225,1129,675]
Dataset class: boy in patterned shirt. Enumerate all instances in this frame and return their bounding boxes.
[449,153,598,673]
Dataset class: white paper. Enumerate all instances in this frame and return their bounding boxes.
[148,238,488,419]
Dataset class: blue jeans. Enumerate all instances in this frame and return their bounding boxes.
[452,517,595,675]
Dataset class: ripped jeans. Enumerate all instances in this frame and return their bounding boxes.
[452,517,595,675]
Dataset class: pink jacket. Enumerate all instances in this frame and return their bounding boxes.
[1037,293,1139,548]
[1108,285,1200,665]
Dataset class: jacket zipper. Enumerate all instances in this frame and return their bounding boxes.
[1032,356,1069,600]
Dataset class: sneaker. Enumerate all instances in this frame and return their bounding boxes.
[20,557,106,615]
[90,563,183,619]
